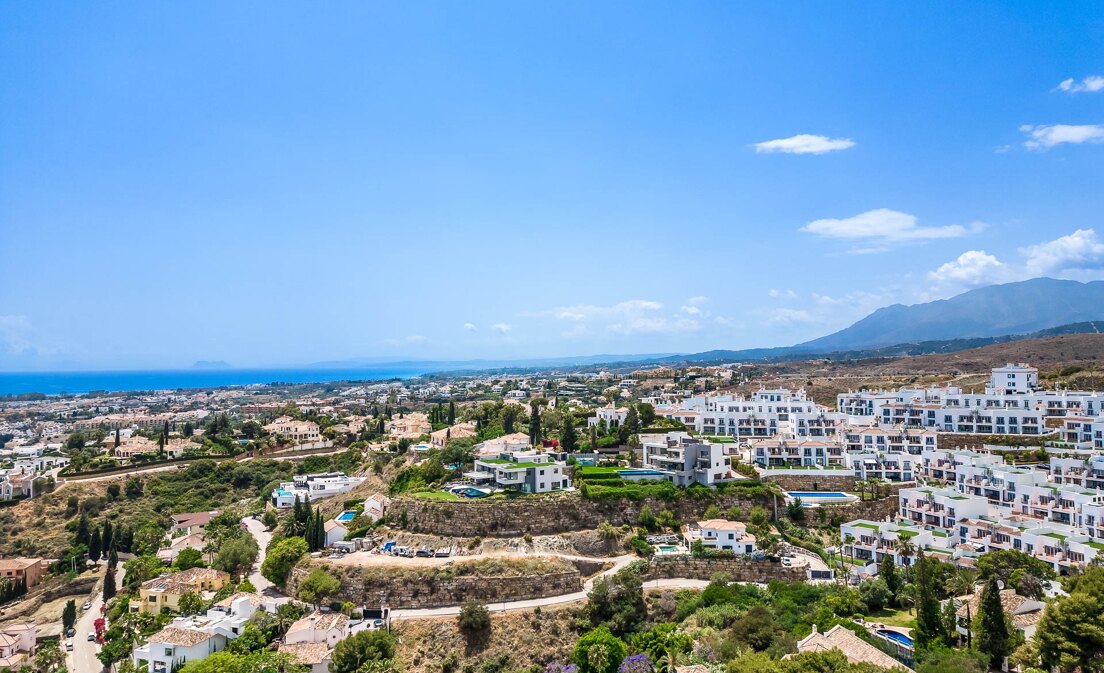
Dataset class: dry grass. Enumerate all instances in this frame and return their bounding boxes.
[394,603,584,673]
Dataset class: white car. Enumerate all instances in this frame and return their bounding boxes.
[781,557,794,567]
[64,639,73,651]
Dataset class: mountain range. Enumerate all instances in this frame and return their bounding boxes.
[656,278,1104,366]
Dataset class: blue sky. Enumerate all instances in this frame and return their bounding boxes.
[2,2,1103,370]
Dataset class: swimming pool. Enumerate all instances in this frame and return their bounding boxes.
[657,545,679,553]
[787,491,850,498]
[876,629,914,648]
[336,510,357,522]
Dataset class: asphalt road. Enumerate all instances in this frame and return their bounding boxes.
[67,565,125,673]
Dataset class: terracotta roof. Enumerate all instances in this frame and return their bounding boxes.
[324,520,346,532]
[278,642,331,665]
[213,592,266,610]
[697,519,748,532]
[171,511,220,528]
[955,589,1044,630]
[0,558,42,571]
[795,625,912,672]
[287,611,349,638]
[148,626,214,647]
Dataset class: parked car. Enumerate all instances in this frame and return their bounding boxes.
[781,557,794,567]
[82,601,92,611]
[87,632,97,642]
[65,628,75,638]
[64,639,73,651]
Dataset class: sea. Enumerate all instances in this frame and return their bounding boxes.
[0,367,429,396]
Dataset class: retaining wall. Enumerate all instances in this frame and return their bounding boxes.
[643,556,806,583]
[389,492,773,537]
[288,561,583,609]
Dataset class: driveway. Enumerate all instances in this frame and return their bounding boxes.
[241,515,277,596]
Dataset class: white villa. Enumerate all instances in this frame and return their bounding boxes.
[271,472,366,508]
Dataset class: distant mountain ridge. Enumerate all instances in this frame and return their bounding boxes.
[650,278,1104,367]
[798,278,1104,351]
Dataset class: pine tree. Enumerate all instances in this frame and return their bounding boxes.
[561,416,579,452]
[89,527,102,562]
[976,575,1010,670]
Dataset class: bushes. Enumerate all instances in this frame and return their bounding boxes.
[458,600,491,633]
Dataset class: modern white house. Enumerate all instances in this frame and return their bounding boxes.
[284,611,349,647]
[589,404,628,428]
[640,432,732,487]
[271,472,366,508]
[467,450,571,493]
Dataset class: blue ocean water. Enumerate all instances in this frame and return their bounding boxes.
[0,367,427,396]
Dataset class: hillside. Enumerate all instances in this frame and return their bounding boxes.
[798,278,1104,351]
[725,333,1104,406]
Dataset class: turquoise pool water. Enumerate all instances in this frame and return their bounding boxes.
[336,511,357,522]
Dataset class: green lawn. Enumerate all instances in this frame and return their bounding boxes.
[412,490,461,501]
[868,607,917,629]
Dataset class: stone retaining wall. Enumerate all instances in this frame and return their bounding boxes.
[288,562,583,610]
[644,556,806,583]
[759,473,858,491]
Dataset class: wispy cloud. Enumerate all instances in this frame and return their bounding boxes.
[1020,124,1104,150]
[463,322,478,332]
[1056,76,1104,94]
[800,208,984,253]
[491,322,512,334]
[753,134,855,155]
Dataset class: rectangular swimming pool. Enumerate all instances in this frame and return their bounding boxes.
[787,491,850,498]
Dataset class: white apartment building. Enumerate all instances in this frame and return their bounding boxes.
[840,519,951,566]
[659,388,846,439]
[270,472,366,508]
[641,432,732,487]
[751,438,846,469]
[917,448,1004,484]
[841,426,938,456]
[898,486,991,530]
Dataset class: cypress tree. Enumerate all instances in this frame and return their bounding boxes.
[89,527,102,562]
[102,520,113,553]
[879,552,900,604]
[447,401,456,426]
[75,513,91,546]
[976,575,1010,670]
[913,553,946,651]
[103,568,116,600]
[108,547,119,570]
[114,429,120,448]
[529,403,542,446]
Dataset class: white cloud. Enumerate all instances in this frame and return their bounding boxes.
[405,335,429,345]
[686,296,708,306]
[801,209,984,252]
[928,250,1009,287]
[768,289,798,299]
[753,134,855,155]
[1057,76,1104,94]
[1021,228,1104,278]
[492,322,512,334]
[767,308,814,326]
[1020,124,1104,150]
[463,322,478,332]
[680,305,701,315]
[924,229,1104,297]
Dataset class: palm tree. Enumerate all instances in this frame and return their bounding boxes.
[898,582,918,615]
[34,641,64,672]
[897,536,916,567]
[656,647,683,673]
[946,568,979,598]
